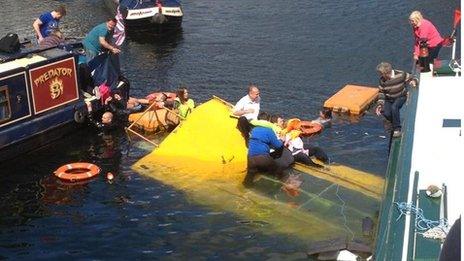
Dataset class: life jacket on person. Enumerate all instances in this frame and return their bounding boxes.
[174,97,195,119]
[285,129,312,157]
[250,119,283,136]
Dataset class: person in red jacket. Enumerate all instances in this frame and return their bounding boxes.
[409,11,444,62]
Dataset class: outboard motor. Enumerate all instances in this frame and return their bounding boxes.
[152,13,167,24]
[418,39,431,72]
[152,0,167,24]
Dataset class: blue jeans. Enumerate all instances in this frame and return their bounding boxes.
[84,47,97,63]
[382,95,407,131]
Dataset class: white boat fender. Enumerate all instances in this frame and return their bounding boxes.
[336,250,358,260]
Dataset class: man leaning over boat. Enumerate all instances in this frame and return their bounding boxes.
[83,18,121,63]
[375,62,418,138]
[32,5,67,44]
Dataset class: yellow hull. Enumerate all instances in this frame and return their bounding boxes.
[132,97,382,240]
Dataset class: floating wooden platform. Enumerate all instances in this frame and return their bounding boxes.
[324,84,378,115]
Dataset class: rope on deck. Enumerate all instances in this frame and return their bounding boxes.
[394,202,449,240]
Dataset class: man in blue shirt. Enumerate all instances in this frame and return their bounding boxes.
[33,5,67,44]
[243,113,285,187]
[83,19,121,63]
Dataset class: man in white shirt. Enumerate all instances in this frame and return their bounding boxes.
[233,84,260,145]
[233,84,260,120]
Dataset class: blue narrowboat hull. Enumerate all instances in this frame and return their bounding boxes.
[0,47,86,162]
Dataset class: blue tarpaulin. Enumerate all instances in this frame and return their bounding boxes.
[89,53,121,91]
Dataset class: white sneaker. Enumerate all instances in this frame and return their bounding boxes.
[83,92,92,98]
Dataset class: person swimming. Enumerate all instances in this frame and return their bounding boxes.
[311,108,332,129]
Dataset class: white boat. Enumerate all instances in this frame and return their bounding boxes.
[374,16,462,260]
[105,0,183,33]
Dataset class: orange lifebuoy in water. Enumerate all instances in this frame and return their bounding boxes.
[54,163,101,182]
[299,121,322,136]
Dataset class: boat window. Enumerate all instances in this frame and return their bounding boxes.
[0,86,11,123]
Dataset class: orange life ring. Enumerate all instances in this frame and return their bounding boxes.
[299,121,322,136]
[145,92,177,109]
[54,162,101,182]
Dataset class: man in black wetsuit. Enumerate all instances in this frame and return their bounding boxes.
[86,101,117,134]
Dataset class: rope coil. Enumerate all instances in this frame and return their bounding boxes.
[394,202,449,240]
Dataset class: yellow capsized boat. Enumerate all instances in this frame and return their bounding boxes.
[132,96,383,239]
[294,163,384,200]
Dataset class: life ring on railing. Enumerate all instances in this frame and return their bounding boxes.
[145,92,177,109]
[299,121,323,136]
[54,162,101,182]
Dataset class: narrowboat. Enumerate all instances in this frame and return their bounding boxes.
[105,0,183,33]
[0,42,129,162]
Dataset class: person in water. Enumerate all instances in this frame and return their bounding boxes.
[284,129,329,168]
[409,11,444,63]
[173,88,195,119]
[104,91,147,117]
[277,116,330,167]
[33,5,67,44]
[375,62,417,138]
[152,88,195,119]
[86,101,116,134]
[311,108,332,129]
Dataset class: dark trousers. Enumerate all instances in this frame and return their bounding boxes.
[271,147,293,168]
[294,152,321,167]
[306,146,329,163]
[419,44,442,72]
[293,145,329,167]
[382,95,407,131]
[243,154,284,187]
[429,45,442,61]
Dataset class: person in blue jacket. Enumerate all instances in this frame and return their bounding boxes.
[243,112,286,188]
[33,5,67,44]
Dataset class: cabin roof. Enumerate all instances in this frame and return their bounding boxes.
[0,47,71,75]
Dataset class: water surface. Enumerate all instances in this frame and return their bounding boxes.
[0,0,459,259]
